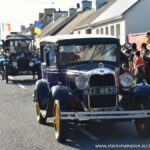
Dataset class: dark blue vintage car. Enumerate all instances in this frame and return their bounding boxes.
[1,34,41,83]
[34,35,150,143]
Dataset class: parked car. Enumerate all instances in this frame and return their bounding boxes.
[34,35,150,143]
[1,34,41,83]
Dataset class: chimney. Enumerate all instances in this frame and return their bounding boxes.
[43,8,55,24]
[44,8,55,16]
[93,0,108,9]
[82,0,92,11]
[39,13,44,20]
[68,8,77,17]
[53,11,68,22]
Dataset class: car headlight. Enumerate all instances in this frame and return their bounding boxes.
[12,62,17,67]
[29,61,34,67]
[75,75,88,90]
[120,73,133,88]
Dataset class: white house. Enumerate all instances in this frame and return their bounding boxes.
[74,0,150,45]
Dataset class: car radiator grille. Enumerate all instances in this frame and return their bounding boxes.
[89,74,116,108]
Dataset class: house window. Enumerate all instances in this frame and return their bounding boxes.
[110,25,114,36]
[105,27,109,35]
[86,29,92,34]
[96,29,99,34]
[100,28,104,34]
[116,24,120,38]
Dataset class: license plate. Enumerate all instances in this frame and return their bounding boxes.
[88,86,116,95]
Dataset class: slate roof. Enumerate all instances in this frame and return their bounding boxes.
[41,14,77,37]
[92,0,140,25]
[56,9,94,35]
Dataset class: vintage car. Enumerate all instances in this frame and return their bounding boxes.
[1,34,41,83]
[34,35,150,143]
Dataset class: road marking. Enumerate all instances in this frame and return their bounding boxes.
[17,83,26,90]
[76,125,99,141]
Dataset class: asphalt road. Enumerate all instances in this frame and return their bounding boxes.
[0,75,150,150]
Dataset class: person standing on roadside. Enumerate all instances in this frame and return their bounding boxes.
[146,32,150,45]
[141,43,149,82]
[134,51,145,73]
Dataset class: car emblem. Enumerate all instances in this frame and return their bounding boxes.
[100,70,104,73]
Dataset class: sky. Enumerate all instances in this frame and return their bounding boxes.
[0,0,84,32]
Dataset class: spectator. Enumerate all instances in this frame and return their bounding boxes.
[134,51,145,73]
[141,43,149,82]
[141,43,149,61]
[131,43,137,52]
[146,32,150,45]
[124,49,134,75]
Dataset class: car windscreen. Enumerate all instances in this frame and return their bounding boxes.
[59,44,118,66]
[6,40,32,53]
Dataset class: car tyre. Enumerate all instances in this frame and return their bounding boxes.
[135,99,150,138]
[54,100,68,143]
[4,66,8,83]
[36,102,46,124]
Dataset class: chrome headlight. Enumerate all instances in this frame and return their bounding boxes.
[29,61,34,67]
[12,62,17,67]
[75,75,88,90]
[120,73,133,88]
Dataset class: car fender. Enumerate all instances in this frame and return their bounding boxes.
[51,85,83,111]
[35,79,50,110]
[133,83,150,97]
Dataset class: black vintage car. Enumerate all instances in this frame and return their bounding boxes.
[34,35,150,143]
[1,34,41,83]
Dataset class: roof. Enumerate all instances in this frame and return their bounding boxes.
[56,9,94,35]
[5,34,33,41]
[41,14,77,37]
[40,34,119,45]
[74,0,117,30]
[92,0,140,25]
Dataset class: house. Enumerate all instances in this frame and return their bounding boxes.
[74,0,150,45]
[73,0,116,35]
[56,0,96,35]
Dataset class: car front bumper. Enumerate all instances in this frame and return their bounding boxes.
[60,110,150,121]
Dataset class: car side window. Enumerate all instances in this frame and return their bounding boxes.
[43,45,56,67]
[48,47,56,66]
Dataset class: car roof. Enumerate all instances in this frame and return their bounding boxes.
[5,34,33,41]
[40,34,119,45]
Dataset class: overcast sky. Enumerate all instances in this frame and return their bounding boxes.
[0,0,83,31]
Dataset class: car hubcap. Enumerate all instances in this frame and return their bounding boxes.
[140,123,145,130]
[54,104,60,135]
[36,103,40,119]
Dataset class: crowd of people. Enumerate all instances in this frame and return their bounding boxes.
[121,32,150,83]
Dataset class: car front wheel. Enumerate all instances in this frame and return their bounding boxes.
[36,102,46,124]
[4,66,8,83]
[54,100,68,143]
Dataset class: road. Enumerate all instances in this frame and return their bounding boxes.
[0,75,150,150]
